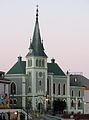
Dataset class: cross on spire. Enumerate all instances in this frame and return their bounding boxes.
[36,5,39,22]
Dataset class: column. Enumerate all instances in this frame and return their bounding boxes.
[32,96,35,111]
[75,97,78,113]
[50,75,53,109]
[66,72,71,113]
[22,76,26,108]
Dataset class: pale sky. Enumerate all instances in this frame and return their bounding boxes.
[0,0,89,78]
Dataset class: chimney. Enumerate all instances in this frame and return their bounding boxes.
[18,56,22,62]
[51,58,55,63]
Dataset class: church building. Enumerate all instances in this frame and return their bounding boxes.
[6,7,89,114]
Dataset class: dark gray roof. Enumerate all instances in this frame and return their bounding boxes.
[47,63,65,76]
[7,59,26,75]
[26,8,47,58]
[7,58,65,76]
[70,74,89,87]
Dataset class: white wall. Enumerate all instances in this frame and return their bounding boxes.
[84,90,89,114]
[0,84,4,94]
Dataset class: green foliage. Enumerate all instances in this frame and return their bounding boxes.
[53,99,66,113]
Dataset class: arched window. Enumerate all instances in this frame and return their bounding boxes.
[53,83,55,94]
[58,83,60,95]
[28,87,31,93]
[36,59,39,66]
[10,99,12,104]
[42,59,45,67]
[39,72,42,77]
[79,90,80,97]
[63,84,65,95]
[39,80,41,86]
[10,99,17,105]
[28,59,32,67]
[14,99,17,105]
[11,82,16,94]
[47,79,49,95]
[39,60,41,67]
[78,100,81,107]
[71,100,74,107]
[72,90,73,97]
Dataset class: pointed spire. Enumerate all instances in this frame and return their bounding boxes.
[30,37,31,44]
[36,5,39,23]
[26,6,47,58]
[29,37,33,49]
[29,37,32,47]
[41,39,45,50]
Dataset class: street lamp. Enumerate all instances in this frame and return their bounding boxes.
[14,111,18,120]
[14,111,17,115]
[45,94,48,112]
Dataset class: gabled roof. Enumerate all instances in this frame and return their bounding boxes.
[70,74,89,87]
[7,57,65,76]
[7,58,26,74]
[47,62,65,76]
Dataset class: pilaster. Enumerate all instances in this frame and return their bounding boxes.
[66,72,71,112]
[22,76,26,108]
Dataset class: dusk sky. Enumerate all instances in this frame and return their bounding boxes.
[0,0,89,78]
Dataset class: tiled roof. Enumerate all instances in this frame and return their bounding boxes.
[70,74,89,87]
[7,60,65,76]
[26,7,47,58]
[7,61,26,74]
[47,63,65,76]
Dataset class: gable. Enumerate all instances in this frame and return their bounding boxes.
[47,63,65,76]
[7,61,26,74]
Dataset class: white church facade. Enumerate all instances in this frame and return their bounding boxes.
[6,7,89,114]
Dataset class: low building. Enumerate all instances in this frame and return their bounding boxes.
[0,71,10,108]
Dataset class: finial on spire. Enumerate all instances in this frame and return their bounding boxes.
[30,37,31,44]
[41,39,43,43]
[36,5,39,22]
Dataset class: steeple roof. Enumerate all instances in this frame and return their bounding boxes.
[26,6,47,57]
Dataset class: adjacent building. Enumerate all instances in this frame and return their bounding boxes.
[0,71,10,108]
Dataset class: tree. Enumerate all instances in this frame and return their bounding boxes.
[53,99,66,113]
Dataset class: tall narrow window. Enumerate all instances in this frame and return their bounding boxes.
[58,84,60,95]
[78,100,81,107]
[79,90,80,97]
[11,82,16,94]
[53,83,55,94]
[10,99,12,104]
[28,59,32,67]
[39,60,41,67]
[63,84,65,95]
[71,100,74,107]
[36,59,39,66]
[14,99,17,105]
[72,90,73,97]
[4,84,6,94]
[39,80,41,86]
[42,59,45,67]
[47,79,49,95]
[28,87,31,93]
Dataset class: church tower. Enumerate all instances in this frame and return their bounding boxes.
[26,6,47,111]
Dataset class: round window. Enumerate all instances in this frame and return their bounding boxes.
[39,72,42,77]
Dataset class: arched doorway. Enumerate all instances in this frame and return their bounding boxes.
[37,103,43,113]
